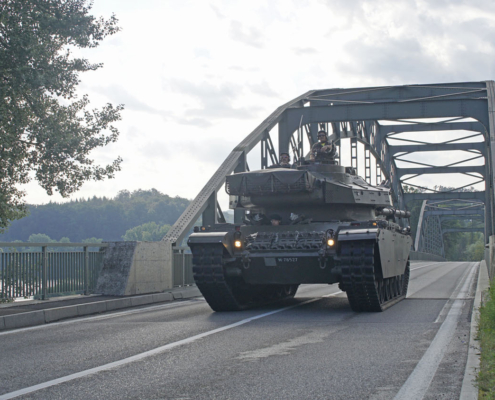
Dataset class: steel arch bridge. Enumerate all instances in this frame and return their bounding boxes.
[414,199,485,258]
[162,81,495,262]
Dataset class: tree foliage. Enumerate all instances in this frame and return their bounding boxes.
[0,189,190,242]
[122,222,171,242]
[0,0,123,231]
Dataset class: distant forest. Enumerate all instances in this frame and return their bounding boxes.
[0,189,190,242]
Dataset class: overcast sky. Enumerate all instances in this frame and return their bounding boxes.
[22,0,495,206]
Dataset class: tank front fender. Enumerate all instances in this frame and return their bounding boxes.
[337,227,411,278]
[187,232,235,257]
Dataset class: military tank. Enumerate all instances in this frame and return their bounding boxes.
[188,162,412,312]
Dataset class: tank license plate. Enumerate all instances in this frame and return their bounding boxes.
[264,257,298,266]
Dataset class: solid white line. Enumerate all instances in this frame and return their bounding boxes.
[393,262,478,400]
[323,290,343,297]
[433,264,474,324]
[0,296,324,399]
[410,263,439,271]
[0,299,200,337]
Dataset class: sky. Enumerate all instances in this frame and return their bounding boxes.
[21,0,495,208]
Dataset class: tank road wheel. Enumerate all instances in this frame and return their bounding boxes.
[375,279,385,304]
[339,241,409,312]
[191,244,299,312]
[384,279,391,301]
[395,276,402,296]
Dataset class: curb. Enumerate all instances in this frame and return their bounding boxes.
[0,286,202,331]
[460,261,489,399]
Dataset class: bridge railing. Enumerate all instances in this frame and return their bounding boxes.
[0,242,108,301]
[172,247,194,287]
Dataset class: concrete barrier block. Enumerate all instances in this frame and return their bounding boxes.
[172,292,183,300]
[130,294,154,307]
[4,311,45,329]
[44,306,78,323]
[180,287,201,299]
[106,298,132,311]
[152,292,173,303]
[77,301,107,316]
[0,316,5,330]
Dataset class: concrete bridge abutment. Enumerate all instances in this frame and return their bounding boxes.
[96,241,174,296]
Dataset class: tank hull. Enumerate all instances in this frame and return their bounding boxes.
[188,220,412,312]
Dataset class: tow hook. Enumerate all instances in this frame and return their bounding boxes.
[241,250,251,269]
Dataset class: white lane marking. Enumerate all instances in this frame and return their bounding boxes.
[407,262,466,298]
[433,264,474,324]
[393,262,478,400]
[0,299,201,337]
[0,295,329,399]
[410,263,438,271]
[323,291,343,297]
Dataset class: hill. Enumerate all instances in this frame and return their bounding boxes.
[0,189,190,242]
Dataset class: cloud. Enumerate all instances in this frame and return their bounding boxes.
[333,2,495,85]
[228,65,260,72]
[168,79,260,120]
[92,84,171,119]
[194,48,211,59]
[137,137,235,165]
[293,47,318,55]
[336,37,448,84]
[248,81,279,97]
[210,4,225,19]
[229,21,264,48]
[174,117,213,128]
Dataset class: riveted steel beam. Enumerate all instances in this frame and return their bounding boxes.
[380,122,486,135]
[425,209,485,217]
[443,228,484,234]
[398,165,485,177]
[404,191,486,201]
[389,142,486,155]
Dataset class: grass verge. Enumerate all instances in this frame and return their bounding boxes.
[478,282,495,398]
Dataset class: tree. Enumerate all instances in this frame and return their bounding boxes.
[28,233,54,243]
[0,0,124,232]
[122,222,172,242]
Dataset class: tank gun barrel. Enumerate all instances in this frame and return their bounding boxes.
[377,208,411,218]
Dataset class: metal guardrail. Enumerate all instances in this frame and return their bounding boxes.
[173,248,194,287]
[0,242,108,301]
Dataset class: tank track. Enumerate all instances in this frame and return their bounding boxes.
[191,244,299,311]
[340,240,409,312]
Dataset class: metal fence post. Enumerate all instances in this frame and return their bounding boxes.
[84,246,89,295]
[41,246,47,300]
[182,250,186,286]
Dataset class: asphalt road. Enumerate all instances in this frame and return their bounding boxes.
[0,261,478,400]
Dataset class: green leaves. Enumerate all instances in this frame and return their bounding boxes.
[0,0,123,231]
[122,222,172,242]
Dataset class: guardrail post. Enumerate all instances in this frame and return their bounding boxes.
[41,246,47,300]
[84,246,89,295]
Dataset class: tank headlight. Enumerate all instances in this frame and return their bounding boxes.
[234,240,242,248]
[327,239,335,247]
